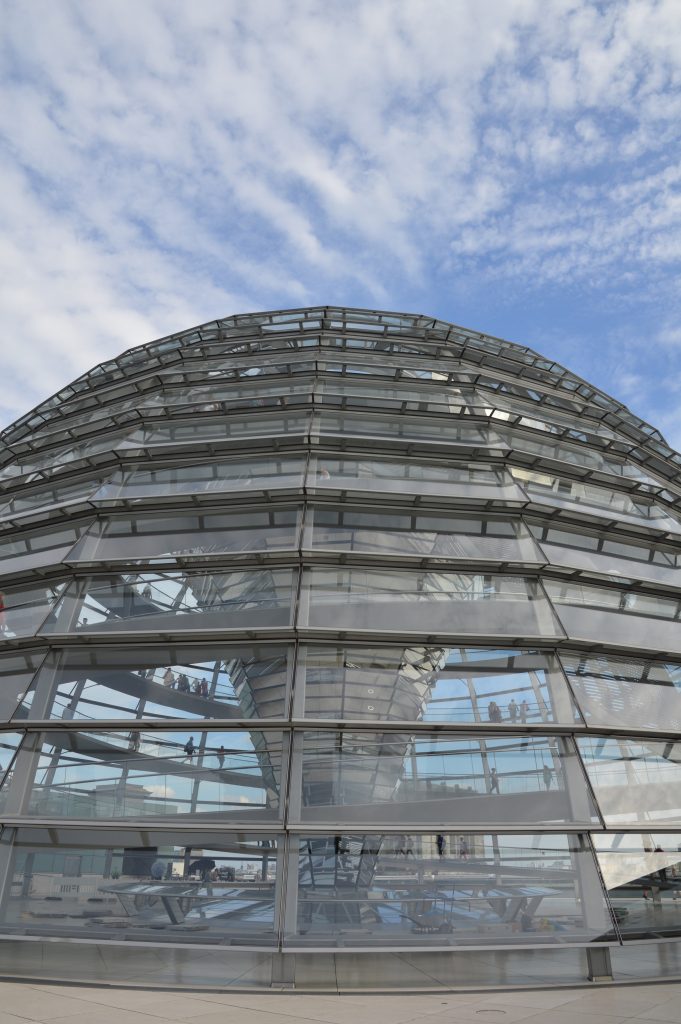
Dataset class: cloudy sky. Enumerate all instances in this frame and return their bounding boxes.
[2,0,681,443]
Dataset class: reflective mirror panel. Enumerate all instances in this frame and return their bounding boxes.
[578,736,681,826]
[290,833,611,947]
[43,570,296,635]
[302,570,564,638]
[26,728,285,821]
[68,509,300,565]
[298,646,580,725]
[561,652,681,734]
[295,732,598,825]
[304,509,543,564]
[593,833,681,939]
[15,645,291,722]
[0,829,278,945]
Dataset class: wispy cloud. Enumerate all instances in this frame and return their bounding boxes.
[1,0,681,434]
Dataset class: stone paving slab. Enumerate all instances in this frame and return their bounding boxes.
[0,980,680,1024]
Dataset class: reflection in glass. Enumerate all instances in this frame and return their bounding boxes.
[297,732,596,825]
[0,523,86,577]
[303,569,563,638]
[69,509,300,565]
[94,456,305,501]
[45,570,295,634]
[26,728,284,821]
[122,412,311,448]
[299,646,579,725]
[561,652,681,734]
[0,433,126,484]
[305,509,542,564]
[0,651,45,721]
[530,521,681,588]
[510,467,681,533]
[315,379,472,414]
[594,833,681,939]
[0,478,102,520]
[0,731,23,788]
[545,581,681,654]
[311,457,525,503]
[15,645,290,722]
[500,429,659,487]
[139,379,312,413]
[316,412,501,448]
[578,736,681,826]
[291,833,610,947]
[0,582,66,639]
[1,829,277,945]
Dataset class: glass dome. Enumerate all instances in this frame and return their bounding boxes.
[0,306,680,989]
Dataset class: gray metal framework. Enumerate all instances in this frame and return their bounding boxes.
[0,306,680,988]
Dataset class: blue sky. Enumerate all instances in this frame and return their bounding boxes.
[1,0,681,444]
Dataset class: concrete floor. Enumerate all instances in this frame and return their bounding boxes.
[0,980,680,1024]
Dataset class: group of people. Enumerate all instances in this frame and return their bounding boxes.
[127,730,227,768]
[487,697,531,723]
[161,668,210,697]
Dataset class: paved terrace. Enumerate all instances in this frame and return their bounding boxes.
[0,980,680,1024]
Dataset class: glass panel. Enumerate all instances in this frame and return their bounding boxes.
[291,833,610,947]
[545,581,681,655]
[297,732,597,825]
[305,509,543,564]
[299,646,579,725]
[0,731,23,793]
[26,728,284,821]
[16,644,290,722]
[499,429,658,486]
[0,582,66,639]
[44,570,296,635]
[0,478,102,520]
[561,652,681,733]
[0,651,45,722]
[315,379,473,414]
[95,457,305,501]
[302,570,563,638]
[121,412,311,448]
[531,522,681,589]
[0,523,86,576]
[511,468,681,533]
[309,457,526,504]
[594,833,681,939]
[68,509,300,565]
[1,829,278,945]
[316,412,502,448]
[480,393,619,441]
[0,433,126,484]
[578,736,681,826]
[139,379,312,412]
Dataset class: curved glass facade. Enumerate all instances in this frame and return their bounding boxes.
[0,306,680,988]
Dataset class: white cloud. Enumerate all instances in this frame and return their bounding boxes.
[1,0,681,426]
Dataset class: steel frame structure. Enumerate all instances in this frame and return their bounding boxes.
[0,307,680,988]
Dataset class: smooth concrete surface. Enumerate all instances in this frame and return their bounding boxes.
[0,980,680,1024]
